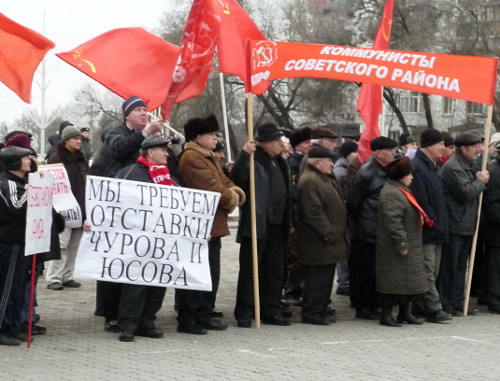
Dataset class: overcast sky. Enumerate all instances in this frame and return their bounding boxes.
[1,0,172,125]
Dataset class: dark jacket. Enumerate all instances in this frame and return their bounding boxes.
[297,165,347,266]
[440,149,486,236]
[376,180,427,295]
[179,142,244,238]
[45,134,61,161]
[410,149,449,244]
[90,123,145,178]
[48,142,89,221]
[80,137,92,161]
[231,147,292,241]
[346,158,387,243]
[0,170,29,244]
[333,156,349,197]
[288,151,304,189]
[483,157,500,246]
[115,162,151,183]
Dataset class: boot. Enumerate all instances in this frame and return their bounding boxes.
[379,306,402,327]
[397,303,423,325]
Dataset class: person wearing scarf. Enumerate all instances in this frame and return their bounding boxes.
[113,135,174,342]
[376,156,430,327]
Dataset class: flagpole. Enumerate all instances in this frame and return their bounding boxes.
[246,92,261,328]
[463,104,493,316]
[219,73,232,161]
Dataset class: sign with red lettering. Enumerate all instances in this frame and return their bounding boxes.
[248,40,498,105]
[75,176,220,290]
[25,173,54,255]
[39,164,82,228]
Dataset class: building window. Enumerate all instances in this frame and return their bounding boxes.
[399,91,420,113]
[442,97,454,114]
[484,6,494,21]
[466,102,484,115]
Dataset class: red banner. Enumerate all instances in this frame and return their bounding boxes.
[249,41,498,105]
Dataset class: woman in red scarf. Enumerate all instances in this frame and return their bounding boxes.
[376,156,432,327]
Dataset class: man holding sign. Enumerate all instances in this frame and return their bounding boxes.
[0,147,34,346]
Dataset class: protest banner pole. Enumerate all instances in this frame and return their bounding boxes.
[27,255,37,348]
[219,73,232,161]
[246,92,261,328]
[464,104,493,316]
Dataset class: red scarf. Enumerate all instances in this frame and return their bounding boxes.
[137,156,175,186]
[397,187,435,228]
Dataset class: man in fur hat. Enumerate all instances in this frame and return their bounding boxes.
[176,114,245,335]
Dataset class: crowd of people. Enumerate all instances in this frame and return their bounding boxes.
[1,95,499,346]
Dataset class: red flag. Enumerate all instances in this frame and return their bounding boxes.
[356,0,395,163]
[161,0,224,120]
[216,0,265,81]
[56,28,180,110]
[0,13,55,103]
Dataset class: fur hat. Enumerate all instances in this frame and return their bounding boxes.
[0,146,32,171]
[339,141,358,158]
[5,134,33,150]
[386,156,413,180]
[308,146,333,159]
[370,136,398,151]
[399,132,416,147]
[61,126,83,141]
[311,127,338,140]
[122,96,147,118]
[184,114,220,142]
[254,123,283,142]
[289,127,312,148]
[420,129,444,148]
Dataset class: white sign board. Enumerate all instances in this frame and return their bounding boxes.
[39,164,82,228]
[25,172,54,255]
[75,176,220,290]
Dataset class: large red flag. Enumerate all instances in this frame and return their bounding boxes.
[0,13,55,103]
[56,28,180,110]
[161,0,224,120]
[216,0,265,81]
[356,0,395,163]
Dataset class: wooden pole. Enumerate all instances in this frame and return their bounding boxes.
[463,104,493,316]
[219,73,232,162]
[246,93,261,328]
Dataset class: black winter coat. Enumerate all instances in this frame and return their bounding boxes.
[90,123,145,178]
[346,158,387,243]
[483,157,500,246]
[231,147,292,241]
[410,149,449,244]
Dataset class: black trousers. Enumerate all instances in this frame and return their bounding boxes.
[118,284,166,332]
[302,264,336,320]
[97,280,123,322]
[0,244,28,338]
[348,239,378,312]
[176,237,221,325]
[234,224,286,321]
[485,244,500,310]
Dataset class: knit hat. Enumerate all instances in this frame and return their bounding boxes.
[5,134,33,150]
[399,132,416,147]
[311,127,338,140]
[58,121,74,135]
[254,123,284,142]
[0,146,32,171]
[339,141,358,158]
[370,136,398,151]
[442,132,454,147]
[289,127,312,148]
[308,146,333,159]
[122,96,147,118]
[420,129,444,148]
[184,114,220,142]
[61,126,83,141]
[386,156,413,180]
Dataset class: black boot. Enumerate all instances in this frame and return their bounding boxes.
[397,303,423,325]
[379,306,402,327]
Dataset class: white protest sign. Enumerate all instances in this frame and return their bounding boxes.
[39,164,82,228]
[25,172,54,255]
[75,176,220,290]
